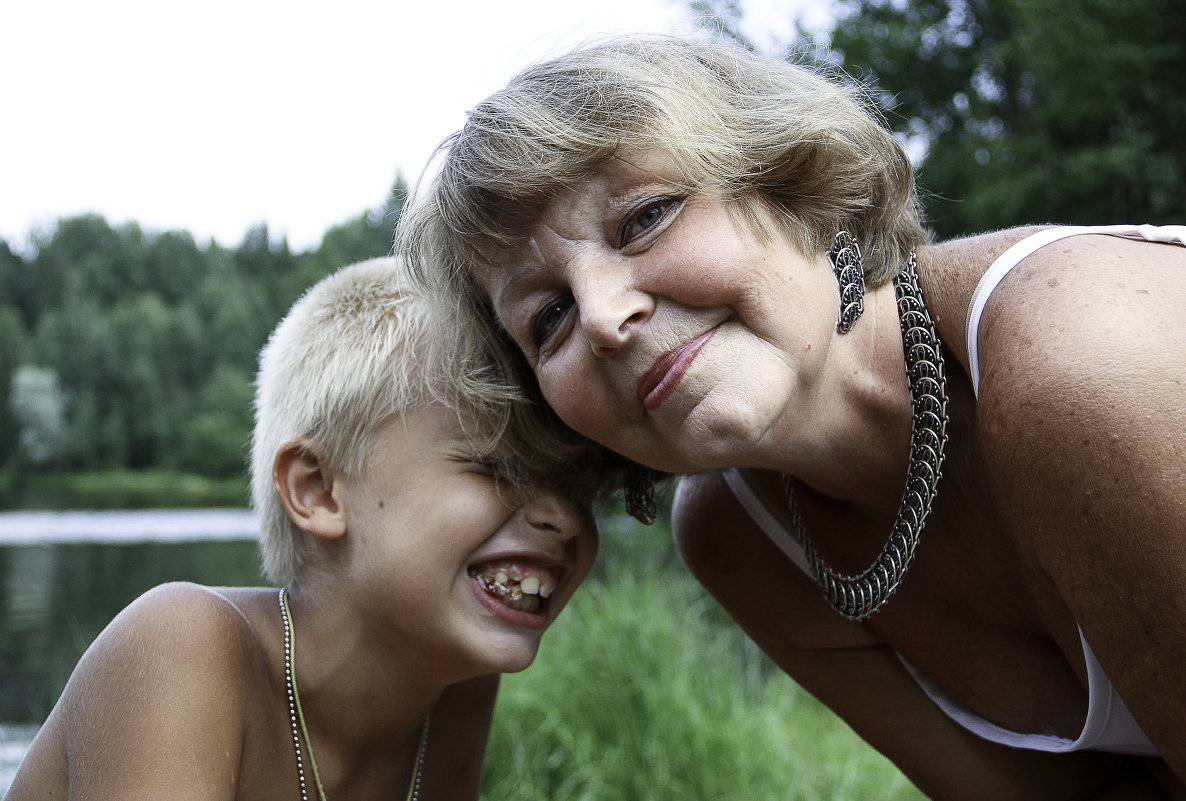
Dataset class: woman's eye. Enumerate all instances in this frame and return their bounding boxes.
[530,294,573,347]
[621,198,675,244]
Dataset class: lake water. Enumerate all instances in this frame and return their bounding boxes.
[0,509,267,792]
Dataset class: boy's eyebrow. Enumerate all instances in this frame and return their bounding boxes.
[441,445,483,460]
[441,442,501,465]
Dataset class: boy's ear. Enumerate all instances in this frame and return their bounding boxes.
[273,439,348,540]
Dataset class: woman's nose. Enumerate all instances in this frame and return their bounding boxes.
[572,263,653,357]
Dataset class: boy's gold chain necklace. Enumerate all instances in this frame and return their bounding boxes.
[280,588,430,801]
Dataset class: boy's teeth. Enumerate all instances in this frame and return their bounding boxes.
[473,566,559,606]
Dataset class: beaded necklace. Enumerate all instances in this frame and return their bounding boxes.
[279,589,430,801]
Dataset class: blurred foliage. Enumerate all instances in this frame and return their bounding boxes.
[697,0,1186,239]
[486,516,924,800]
[0,178,406,508]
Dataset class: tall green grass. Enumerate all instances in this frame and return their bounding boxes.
[483,513,924,800]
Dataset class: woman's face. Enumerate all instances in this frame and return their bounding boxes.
[479,151,840,473]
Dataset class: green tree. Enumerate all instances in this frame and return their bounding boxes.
[173,363,255,477]
[830,0,1186,236]
[0,173,411,495]
[0,304,31,466]
[8,365,69,466]
[145,229,209,304]
[108,294,177,468]
[234,223,302,322]
[310,176,407,280]
[698,0,1186,238]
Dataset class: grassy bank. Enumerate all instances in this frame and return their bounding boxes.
[3,469,249,510]
[483,515,923,801]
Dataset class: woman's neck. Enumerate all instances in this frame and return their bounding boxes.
[758,279,915,511]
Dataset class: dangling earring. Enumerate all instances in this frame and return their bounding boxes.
[828,231,865,333]
[624,462,657,525]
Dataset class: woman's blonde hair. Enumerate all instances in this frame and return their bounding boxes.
[400,34,929,300]
[251,256,620,583]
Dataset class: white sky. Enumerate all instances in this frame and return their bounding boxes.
[0,0,831,253]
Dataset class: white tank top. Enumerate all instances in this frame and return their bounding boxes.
[723,223,1186,756]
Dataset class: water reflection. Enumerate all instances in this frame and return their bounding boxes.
[0,512,268,724]
[0,510,271,791]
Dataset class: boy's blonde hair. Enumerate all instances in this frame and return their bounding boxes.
[400,34,929,303]
[252,256,617,583]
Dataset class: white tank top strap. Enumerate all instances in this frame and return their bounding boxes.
[720,467,811,574]
[897,632,1157,755]
[964,223,1186,395]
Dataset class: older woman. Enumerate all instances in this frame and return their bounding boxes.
[400,35,1186,799]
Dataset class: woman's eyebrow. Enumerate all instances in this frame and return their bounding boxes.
[488,268,534,315]
[485,238,553,312]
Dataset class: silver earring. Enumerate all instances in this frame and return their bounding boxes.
[828,231,865,333]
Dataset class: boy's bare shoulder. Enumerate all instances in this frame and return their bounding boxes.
[67,581,279,726]
[96,582,270,669]
[8,583,282,799]
[125,581,268,636]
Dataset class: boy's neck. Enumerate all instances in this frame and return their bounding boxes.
[281,582,441,754]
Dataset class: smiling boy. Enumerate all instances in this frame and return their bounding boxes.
[7,256,621,800]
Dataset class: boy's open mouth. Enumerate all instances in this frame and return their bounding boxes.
[469,560,560,614]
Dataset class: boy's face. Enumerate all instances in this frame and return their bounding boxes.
[338,404,599,679]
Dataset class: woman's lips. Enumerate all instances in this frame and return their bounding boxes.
[637,326,719,411]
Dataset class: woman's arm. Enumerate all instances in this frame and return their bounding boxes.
[673,472,1171,799]
[6,583,256,800]
[975,235,1186,782]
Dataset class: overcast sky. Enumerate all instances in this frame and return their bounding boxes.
[0,0,831,254]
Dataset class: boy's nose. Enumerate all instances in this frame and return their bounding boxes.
[522,491,586,541]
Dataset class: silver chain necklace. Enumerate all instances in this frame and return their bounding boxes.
[784,252,949,621]
[280,588,430,801]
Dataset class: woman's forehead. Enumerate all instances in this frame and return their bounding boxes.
[492,151,688,238]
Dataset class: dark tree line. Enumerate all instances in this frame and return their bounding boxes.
[1,180,406,502]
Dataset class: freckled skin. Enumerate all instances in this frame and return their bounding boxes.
[486,169,1186,799]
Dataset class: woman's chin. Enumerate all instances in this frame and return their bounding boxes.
[678,392,787,468]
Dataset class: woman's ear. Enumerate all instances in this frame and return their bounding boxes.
[273,439,348,540]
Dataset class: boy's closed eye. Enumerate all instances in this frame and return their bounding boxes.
[468,459,500,477]
[452,454,507,481]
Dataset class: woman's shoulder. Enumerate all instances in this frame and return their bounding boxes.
[974,228,1186,405]
[967,227,1186,549]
